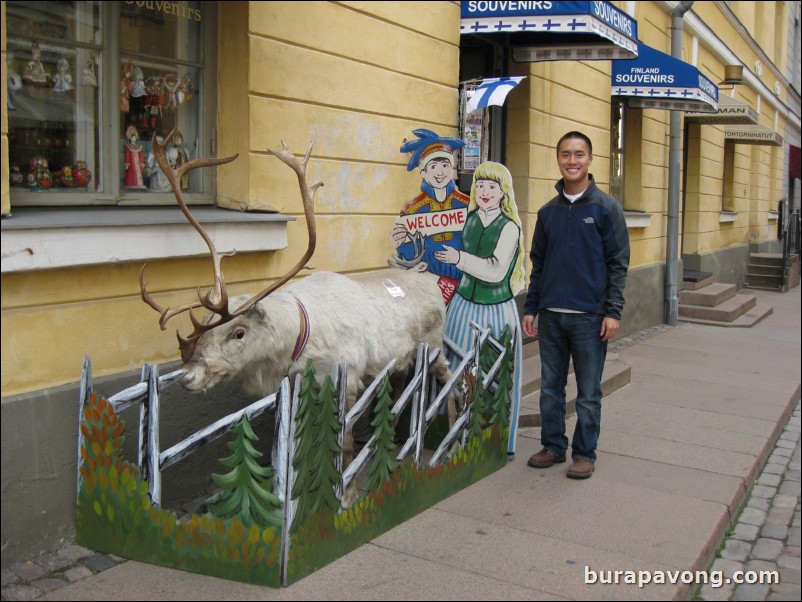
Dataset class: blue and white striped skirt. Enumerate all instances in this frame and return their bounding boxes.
[444,293,523,455]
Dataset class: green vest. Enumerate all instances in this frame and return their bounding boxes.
[456,211,518,305]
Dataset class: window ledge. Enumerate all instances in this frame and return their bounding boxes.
[719,211,739,223]
[768,210,779,221]
[624,210,652,229]
[1,207,293,273]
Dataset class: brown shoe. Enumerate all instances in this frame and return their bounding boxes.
[527,447,566,468]
[567,459,595,479]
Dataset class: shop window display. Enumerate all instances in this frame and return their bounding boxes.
[6,1,211,205]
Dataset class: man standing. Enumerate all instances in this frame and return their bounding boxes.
[522,131,630,479]
[391,129,469,305]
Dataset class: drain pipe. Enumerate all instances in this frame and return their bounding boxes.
[665,1,694,325]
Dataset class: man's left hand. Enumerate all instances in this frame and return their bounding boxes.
[600,317,620,342]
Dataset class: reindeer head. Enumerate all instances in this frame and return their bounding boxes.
[140,131,323,362]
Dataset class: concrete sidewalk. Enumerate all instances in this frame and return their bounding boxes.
[14,286,802,600]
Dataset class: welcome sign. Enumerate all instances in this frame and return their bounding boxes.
[397,208,468,238]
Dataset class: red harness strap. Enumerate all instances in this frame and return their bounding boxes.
[291,297,310,362]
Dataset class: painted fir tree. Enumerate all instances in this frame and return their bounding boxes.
[291,360,323,527]
[306,374,343,515]
[209,415,283,529]
[367,375,398,491]
[489,325,514,429]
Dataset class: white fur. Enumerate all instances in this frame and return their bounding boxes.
[181,269,450,401]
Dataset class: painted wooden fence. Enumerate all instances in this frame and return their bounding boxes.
[76,321,511,586]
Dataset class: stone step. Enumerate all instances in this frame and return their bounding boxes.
[678,292,758,322]
[675,303,774,328]
[747,264,785,277]
[682,271,715,291]
[679,282,737,307]
[748,252,784,267]
[518,352,631,428]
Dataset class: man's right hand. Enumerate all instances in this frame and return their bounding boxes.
[522,314,538,338]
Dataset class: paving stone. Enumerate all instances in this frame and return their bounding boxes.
[788,527,801,547]
[30,576,68,593]
[1,568,19,587]
[782,567,802,585]
[748,497,771,512]
[760,523,788,540]
[31,551,73,573]
[762,463,787,476]
[780,431,801,442]
[784,545,801,557]
[752,485,778,499]
[733,582,771,601]
[779,480,801,496]
[773,494,799,509]
[733,523,761,542]
[58,544,95,563]
[721,539,753,562]
[740,507,769,527]
[767,506,795,525]
[773,447,793,458]
[698,582,735,601]
[757,473,782,488]
[777,439,797,449]
[83,553,119,573]
[751,538,784,561]
[0,583,44,601]
[9,560,47,582]
[769,581,802,598]
[64,565,93,583]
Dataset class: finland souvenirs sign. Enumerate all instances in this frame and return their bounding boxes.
[461,1,639,62]
[612,42,718,113]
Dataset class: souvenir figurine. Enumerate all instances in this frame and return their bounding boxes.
[123,125,146,189]
[130,66,146,98]
[147,136,170,191]
[72,161,92,187]
[9,165,24,186]
[23,41,50,86]
[162,73,180,112]
[129,65,146,118]
[7,53,22,110]
[53,165,75,187]
[181,74,194,102]
[52,58,74,92]
[27,156,52,189]
[82,59,97,87]
[144,76,163,129]
[167,129,190,190]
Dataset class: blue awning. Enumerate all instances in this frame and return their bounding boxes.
[461,1,638,62]
[612,43,718,112]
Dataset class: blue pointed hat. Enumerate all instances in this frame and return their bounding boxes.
[401,129,465,171]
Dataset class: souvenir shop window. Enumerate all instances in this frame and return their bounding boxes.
[6,1,215,206]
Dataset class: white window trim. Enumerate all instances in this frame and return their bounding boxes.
[1,208,292,273]
[767,210,779,221]
[624,210,652,229]
[719,210,739,223]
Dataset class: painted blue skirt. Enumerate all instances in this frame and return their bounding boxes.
[444,293,522,455]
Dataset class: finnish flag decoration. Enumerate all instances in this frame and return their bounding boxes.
[466,77,525,114]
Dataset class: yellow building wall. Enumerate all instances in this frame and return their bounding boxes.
[1,1,464,396]
[1,1,794,397]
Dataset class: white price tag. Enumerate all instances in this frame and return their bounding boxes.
[384,280,406,298]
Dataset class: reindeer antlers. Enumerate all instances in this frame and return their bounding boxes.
[140,131,323,362]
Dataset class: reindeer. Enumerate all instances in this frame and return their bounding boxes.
[140,132,454,474]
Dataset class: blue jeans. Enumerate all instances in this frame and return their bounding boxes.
[537,310,607,462]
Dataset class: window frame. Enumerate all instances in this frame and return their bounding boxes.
[5,1,218,208]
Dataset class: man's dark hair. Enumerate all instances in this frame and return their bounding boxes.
[557,131,593,155]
